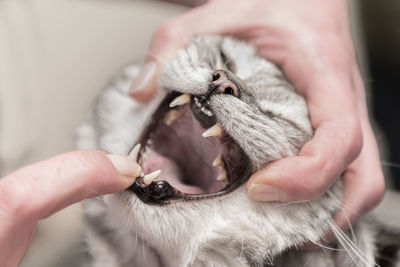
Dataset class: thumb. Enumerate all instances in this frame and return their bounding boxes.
[129,1,243,102]
[129,33,182,102]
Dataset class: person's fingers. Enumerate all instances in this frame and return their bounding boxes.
[129,37,180,102]
[246,69,363,202]
[328,69,385,240]
[0,150,141,221]
[332,125,384,234]
[129,1,247,102]
[0,150,141,266]
[129,4,211,102]
[302,119,384,249]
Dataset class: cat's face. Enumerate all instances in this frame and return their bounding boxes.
[128,36,313,205]
[85,36,341,267]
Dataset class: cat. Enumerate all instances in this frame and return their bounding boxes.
[77,35,400,267]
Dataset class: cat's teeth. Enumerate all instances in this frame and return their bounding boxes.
[201,107,213,117]
[202,124,223,137]
[169,94,190,108]
[128,143,141,162]
[143,170,161,185]
[164,109,181,126]
[216,169,227,183]
[195,97,213,117]
[212,154,223,167]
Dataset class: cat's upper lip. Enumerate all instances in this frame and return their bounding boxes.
[127,91,251,205]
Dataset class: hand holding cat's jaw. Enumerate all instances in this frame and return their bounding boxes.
[129,38,182,102]
[246,67,385,245]
[128,0,384,246]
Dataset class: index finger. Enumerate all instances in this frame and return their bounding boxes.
[0,150,140,221]
[129,1,245,102]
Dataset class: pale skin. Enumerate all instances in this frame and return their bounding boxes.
[0,151,141,267]
[130,0,385,244]
[0,0,385,266]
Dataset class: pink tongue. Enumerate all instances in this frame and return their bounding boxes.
[140,150,204,194]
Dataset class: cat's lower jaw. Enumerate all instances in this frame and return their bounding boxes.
[99,181,342,267]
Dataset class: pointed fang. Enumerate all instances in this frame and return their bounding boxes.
[164,109,182,126]
[202,124,223,137]
[128,143,141,162]
[169,94,190,108]
[143,170,161,185]
[217,169,227,182]
[212,154,223,167]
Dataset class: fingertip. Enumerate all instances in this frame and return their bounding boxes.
[105,154,142,183]
[247,183,287,202]
[246,156,329,203]
[55,150,137,196]
[129,61,158,102]
[130,16,194,102]
[246,160,291,202]
[130,85,158,102]
[79,151,140,195]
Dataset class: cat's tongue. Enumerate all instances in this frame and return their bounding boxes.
[140,150,204,194]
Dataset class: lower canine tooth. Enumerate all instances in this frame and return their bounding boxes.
[217,169,227,182]
[202,123,223,137]
[143,170,161,185]
[169,94,190,108]
[128,143,141,162]
[164,110,181,126]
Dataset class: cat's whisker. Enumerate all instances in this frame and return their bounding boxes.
[169,94,190,108]
[143,170,161,185]
[164,109,182,126]
[128,143,141,162]
[202,123,223,137]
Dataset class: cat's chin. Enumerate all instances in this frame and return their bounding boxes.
[127,91,252,205]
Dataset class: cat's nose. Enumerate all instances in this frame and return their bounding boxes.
[210,70,239,97]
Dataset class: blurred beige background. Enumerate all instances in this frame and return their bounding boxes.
[0,0,399,266]
[0,1,187,266]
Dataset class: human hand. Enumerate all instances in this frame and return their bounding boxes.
[0,150,141,267]
[129,0,384,244]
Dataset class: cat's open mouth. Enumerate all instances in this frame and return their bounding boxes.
[127,91,251,205]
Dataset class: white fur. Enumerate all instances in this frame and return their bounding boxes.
[78,36,392,267]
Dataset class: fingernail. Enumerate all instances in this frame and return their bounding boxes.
[247,184,286,202]
[129,61,157,94]
[106,154,142,178]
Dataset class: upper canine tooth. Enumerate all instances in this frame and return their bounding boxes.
[212,154,223,167]
[164,109,182,126]
[128,143,141,162]
[169,94,190,108]
[202,123,223,137]
[143,170,161,185]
